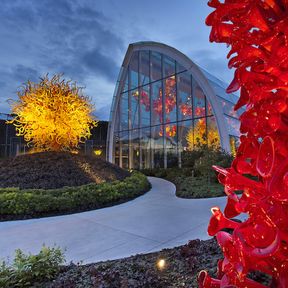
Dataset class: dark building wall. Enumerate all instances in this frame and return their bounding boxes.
[0,119,24,158]
[0,118,108,159]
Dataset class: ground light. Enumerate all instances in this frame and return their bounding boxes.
[156,259,166,270]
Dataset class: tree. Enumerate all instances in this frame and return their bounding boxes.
[8,74,97,152]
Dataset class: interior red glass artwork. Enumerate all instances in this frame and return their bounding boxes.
[198,0,288,287]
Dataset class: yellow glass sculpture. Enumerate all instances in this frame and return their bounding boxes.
[186,119,220,150]
[8,74,97,152]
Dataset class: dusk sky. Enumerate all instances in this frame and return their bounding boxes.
[0,0,234,120]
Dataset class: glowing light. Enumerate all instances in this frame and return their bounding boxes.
[156,259,166,270]
[186,120,220,150]
[94,149,102,156]
[8,74,97,152]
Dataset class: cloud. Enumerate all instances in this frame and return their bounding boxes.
[82,49,118,81]
[0,0,125,117]
[12,65,39,83]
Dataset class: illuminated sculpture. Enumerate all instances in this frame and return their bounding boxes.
[133,75,177,137]
[9,74,97,152]
[186,119,220,150]
[198,0,288,287]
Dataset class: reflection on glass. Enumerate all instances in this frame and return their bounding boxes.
[163,55,175,78]
[151,52,162,81]
[207,101,213,116]
[151,80,163,126]
[140,85,151,127]
[165,76,177,123]
[229,135,240,157]
[119,131,129,169]
[140,127,151,168]
[130,89,139,129]
[129,51,139,90]
[166,125,178,168]
[178,120,193,152]
[114,132,120,166]
[194,84,206,118]
[207,116,220,148]
[131,129,140,169]
[139,51,150,86]
[225,116,240,137]
[120,92,129,131]
[112,48,241,169]
[151,125,164,168]
[193,118,207,148]
[178,72,192,121]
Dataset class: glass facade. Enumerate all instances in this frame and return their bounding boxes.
[108,43,242,169]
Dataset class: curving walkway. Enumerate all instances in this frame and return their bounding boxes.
[0,177,228,264]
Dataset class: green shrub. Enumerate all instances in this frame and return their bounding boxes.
[0,172,150,220]
[176,176,224,198]
[0,246,64,288]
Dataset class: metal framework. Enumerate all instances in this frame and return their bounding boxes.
[107,41,241,169]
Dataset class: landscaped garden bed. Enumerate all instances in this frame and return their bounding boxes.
[0,153,150,221]
[142,148,233,199]
[1,238,269,288]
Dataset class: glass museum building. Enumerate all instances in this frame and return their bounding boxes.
[107,42,243,169]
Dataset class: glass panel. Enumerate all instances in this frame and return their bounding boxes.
[130,129,140,169]
[129,51,139,90]
[166,124,178,168]
[114,104,121,132]
[151,80,163,126]
[176,62,186,73]
[164,76,177,123]
[178,120,193,152]
[225,115,240,137]
[120,92,129,131]
[139,50,150,86]
[114,132,120,166]
[193,83,206,118]
[221,100,239,118]
[207,116,220,148]
[123,73,129,92]
[163,55,175,78]
[151,125,164,168]
[140,127,151,169]
[229,135,240,157]
[140,84,150,127]
[194,118,207,148]
[130,89,139,129]
[119,130,129,169]
[207,101,213,116]
[178,72,192,121]
[151,51,162,82]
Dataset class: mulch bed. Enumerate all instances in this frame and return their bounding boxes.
[45,239,221,288]
[44,238,270,288]
[0,152,130,189]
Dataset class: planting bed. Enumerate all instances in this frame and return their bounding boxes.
[43,238,268,288]
[0,152,130,189]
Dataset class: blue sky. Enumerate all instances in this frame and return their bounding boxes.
[0,0,233,120]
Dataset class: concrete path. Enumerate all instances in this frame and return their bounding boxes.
[0,177,228,264]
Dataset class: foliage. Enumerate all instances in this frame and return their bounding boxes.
[0,246,64,288]
[8,74,97,152]
[141,147,233,198]
[0,172,150,220]
[175,177,224,199]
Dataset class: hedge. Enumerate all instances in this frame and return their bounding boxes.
[0,172,150,220]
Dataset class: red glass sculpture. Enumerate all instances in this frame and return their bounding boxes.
[199,0,288,287]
